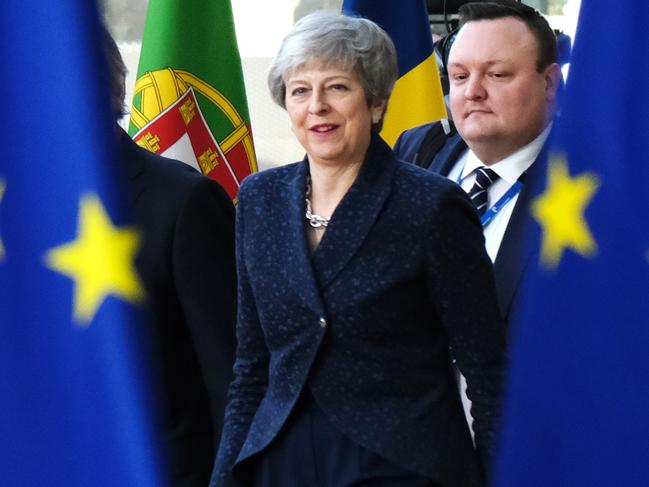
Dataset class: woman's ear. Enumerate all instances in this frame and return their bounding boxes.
[371,100,387,125]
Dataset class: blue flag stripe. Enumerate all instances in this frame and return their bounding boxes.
[342,0,434,75]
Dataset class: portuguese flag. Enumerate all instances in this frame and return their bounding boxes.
[128,0,257,202]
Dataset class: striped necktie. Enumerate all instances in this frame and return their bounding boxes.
[467,167,499,216]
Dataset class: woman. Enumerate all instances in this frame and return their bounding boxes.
[212,11,506,487]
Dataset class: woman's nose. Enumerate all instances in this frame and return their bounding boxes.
[308,90,329,114]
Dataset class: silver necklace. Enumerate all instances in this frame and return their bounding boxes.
[305,178,330,228]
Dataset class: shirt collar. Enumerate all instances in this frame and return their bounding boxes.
[461,123,552,185]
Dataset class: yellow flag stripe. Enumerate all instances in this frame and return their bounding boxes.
[381,53,447,147]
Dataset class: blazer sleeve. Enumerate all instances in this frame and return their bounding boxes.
[172,178,238,448]
[210,185,270,487]
[425,182,507,475]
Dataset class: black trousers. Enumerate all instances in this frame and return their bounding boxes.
[238,390,437,487]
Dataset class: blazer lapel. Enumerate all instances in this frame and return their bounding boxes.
[311,135,398,288]
[493,146,548,323]
[280,160,328,315]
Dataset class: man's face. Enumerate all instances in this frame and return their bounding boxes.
[448,17,559,163]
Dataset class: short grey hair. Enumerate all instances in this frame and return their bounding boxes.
[268,11,398,115]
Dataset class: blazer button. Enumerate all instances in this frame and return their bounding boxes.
[318,317,327,328]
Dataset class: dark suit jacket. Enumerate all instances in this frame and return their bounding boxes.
[119,131,237,487]
[394,122,547,329]
[211,136,506,487]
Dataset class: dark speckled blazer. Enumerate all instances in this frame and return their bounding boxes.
[211,135,506,487]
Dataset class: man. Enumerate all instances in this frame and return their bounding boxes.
[394,0,561,330]
[103,30,237,487]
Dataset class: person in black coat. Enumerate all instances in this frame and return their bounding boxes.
[394,0,561,445]
[211,12,506,487]
[103,29,237,486]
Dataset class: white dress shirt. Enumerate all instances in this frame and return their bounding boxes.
[447,124,552,262]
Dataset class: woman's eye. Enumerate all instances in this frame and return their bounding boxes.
[329,84,348,91]
[290,87,308,96]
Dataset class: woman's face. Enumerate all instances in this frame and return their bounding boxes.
[284,63,381,169]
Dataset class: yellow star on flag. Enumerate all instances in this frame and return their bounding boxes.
[531,154,600,269]
[45,193,144,325]
[0,178,5,261]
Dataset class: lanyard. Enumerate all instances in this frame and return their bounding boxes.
[456,169,524,228]
[479,180,522,227]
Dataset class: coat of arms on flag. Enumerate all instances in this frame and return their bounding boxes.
[128,0,256,203]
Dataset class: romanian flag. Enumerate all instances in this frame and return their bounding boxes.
[342,0,447,146]
[494,1,649,485]
[0,1,162,486]
[129,0,257,203]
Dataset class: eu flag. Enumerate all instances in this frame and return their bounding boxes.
[0,2,163,485]
[342,0,447,146]
[494,1,649,485]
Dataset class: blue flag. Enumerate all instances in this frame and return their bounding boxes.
[0,2,163,486]
[494,2,649,485]
[342,0,447,146]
